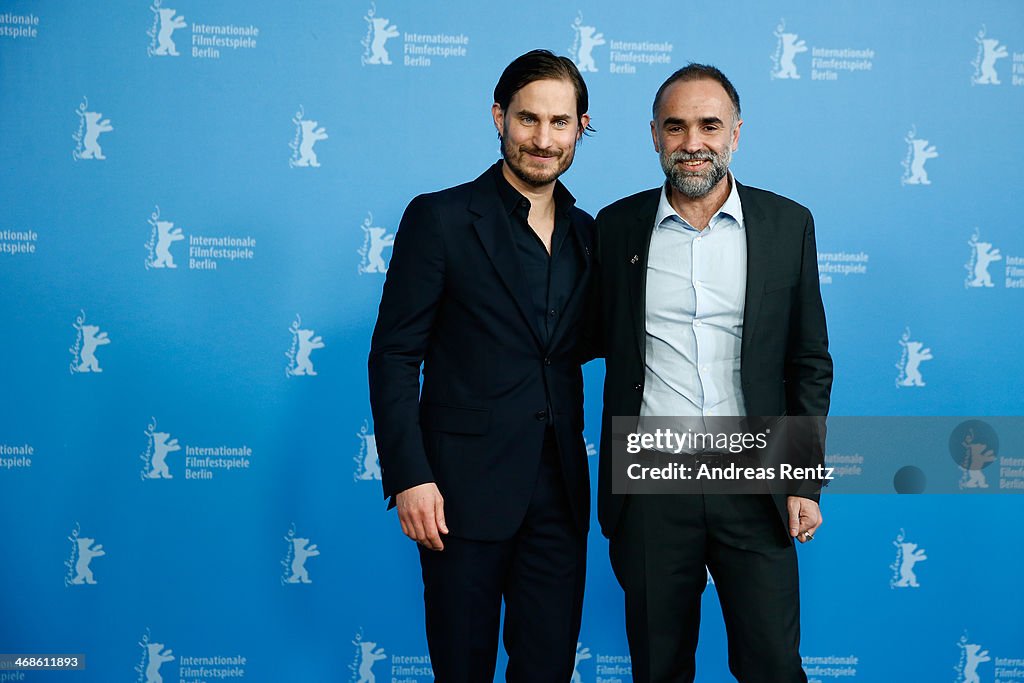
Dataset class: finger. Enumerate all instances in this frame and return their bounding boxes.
[409,508,430,544]
[435,495,448,536]
[787,498,802,538]
[423,513,444,551]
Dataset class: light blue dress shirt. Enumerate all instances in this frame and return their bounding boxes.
[640,175,747,425]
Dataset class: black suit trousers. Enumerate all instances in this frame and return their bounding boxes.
[609,492,807,683]
[418,431,586,683]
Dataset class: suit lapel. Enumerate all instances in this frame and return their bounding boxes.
[626,191,661,363]
[738,183,771,371]
[469,172,545,350]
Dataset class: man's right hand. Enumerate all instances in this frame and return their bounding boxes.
[395,482,448,551]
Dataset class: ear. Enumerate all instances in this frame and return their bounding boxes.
[731,118,743,152]
[577,113,590,140]
[491,103,504,136]
[650,120,661,153]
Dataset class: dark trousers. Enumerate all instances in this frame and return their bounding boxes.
[419,431,586,683]
[609,493,806,683]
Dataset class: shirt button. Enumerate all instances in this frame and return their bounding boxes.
[694,280,701,288]
[694,320,703,328]
[535,410,547,421]
[548,309,557,318]
[544,357,552,366]
[701,365,709,372]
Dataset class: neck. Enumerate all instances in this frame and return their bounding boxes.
[501,161,556,212]
[668,173,732,231]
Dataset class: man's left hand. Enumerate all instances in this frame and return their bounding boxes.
[786,496,822,544]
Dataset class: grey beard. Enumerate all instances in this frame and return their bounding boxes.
[662,149,731,199]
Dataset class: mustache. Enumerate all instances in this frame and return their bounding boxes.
[519,147,562,158]
[668,151,716,163]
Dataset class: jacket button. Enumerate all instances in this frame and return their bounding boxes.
[535,410,547,421]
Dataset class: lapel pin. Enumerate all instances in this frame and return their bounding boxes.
[630,255,639,264]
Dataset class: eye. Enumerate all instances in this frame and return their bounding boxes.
[520,115,536,124]
[553,119,569,129]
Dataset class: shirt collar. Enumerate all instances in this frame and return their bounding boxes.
[655,172,744,232]
[490,160,576,217]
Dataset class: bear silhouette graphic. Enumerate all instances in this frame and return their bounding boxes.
[286,538,320,583]
[71,537,105,585]
[77,325,110,373]
[80,112,113,160]
[151,220,185,268]
[963,643,991,683]
[575,25,605,73]
[960,430,996,488]
[357,433,382,480]
[294,120,328,167]
[969,241,1002,287]
[904,139,938,185]
[362,226,395,273]
[976,38,1008,85]
[572,642,592,683]
[291,329,325,375]
[899,341,932,387]
[356,641,387,683]
[147,432,181,479]
[145,643,175,683]
[154,8,186,56]
[775,33,807,79]
[367,17,399,65]
[893,542,927,587]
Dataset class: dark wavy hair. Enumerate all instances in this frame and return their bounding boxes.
[494,49,595,135]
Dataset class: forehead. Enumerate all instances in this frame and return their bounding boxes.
[656,78,733,121]
[508,78,577,113]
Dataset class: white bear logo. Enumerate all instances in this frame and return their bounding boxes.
[70,315,111,374]
[966,232,1002,288]
[962,642,991,683]
[150,220,185,268]
[902,128,939,186]
[71,537,105,585]
[154,7,186,56]
[571,15,605,73]
[294,119,328,168]
[772,21,807,79]
[959,428,996,489]
[80,111,114,160]
[358,213,395,274]
[285,315,326,377]
[362,5,399,66]
[899,341,932,387]
[571,642,592,683]
[286,537,320,584]
[146,432,181,479]
[355,423,382,481]
[355,640,387,683]
[145,642,175,683]
[973,27,1008,85]
[893,541,927,588]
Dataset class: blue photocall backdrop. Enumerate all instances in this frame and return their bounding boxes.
[1,1,1022,681]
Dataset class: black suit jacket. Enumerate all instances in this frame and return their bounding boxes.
[368,165,594,541]
[592,182,833,538]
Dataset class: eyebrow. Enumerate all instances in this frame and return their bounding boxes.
[662,116,724,127]
[515,109,572,120]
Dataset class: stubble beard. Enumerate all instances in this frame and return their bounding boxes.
[500,130,574,188]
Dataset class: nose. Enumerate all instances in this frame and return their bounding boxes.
[534,124,553,150]
[680,128,703,153]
